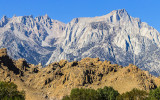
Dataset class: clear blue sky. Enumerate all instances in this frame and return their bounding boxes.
[0,0,160,31]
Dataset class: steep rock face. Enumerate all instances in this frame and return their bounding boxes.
[47,9,160,76]
[1,9,160,76]
[0,15,66,65]
[0,48,20,74]
[38,57,158,99]
[0,48,49,100]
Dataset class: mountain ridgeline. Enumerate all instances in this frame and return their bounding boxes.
[0,9,160,76]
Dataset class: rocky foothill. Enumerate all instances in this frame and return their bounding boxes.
[0,48,160,100]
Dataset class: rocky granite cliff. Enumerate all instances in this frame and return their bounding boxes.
[47,9,160,76]
[0,48,160,100]
[0,15,66,65]
[0,9,160,76]
[1,9,160,76]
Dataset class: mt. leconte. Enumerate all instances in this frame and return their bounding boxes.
[1,9,160,76]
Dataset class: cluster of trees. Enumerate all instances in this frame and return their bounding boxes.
[117,88,148,100]
[63,86,160,100]
[1,80,160,100]
[62,86,119,100]
[0,81,25,100]
[149,87,160,100]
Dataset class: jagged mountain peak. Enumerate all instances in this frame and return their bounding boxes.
[111,9,129,16]
[101,9,131,23]
[68,9,131,26]
[0,15,9,27]
[1,15,8,21]
[9,15,35,25]
[44,14,49,18]
[11,15,34,19]
[35,14,51,21]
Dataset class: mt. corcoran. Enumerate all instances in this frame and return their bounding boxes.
[1,9,160,76]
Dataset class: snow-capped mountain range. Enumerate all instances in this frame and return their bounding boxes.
[1,9,160,76]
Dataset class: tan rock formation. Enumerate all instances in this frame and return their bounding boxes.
[0,48,160,100]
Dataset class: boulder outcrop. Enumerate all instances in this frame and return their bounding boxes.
[0,48,159,100]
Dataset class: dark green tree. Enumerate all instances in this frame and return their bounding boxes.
[62,86,120,100]
[97,86,119,100]
[69,88,99,100]
[116,88,148,100]
[62,95,70,100]
[148,86,160,100]
[0,81,25,100]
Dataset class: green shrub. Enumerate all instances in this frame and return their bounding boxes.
[63,87,160,100]
[0,81,25,100]
[62,86,119,100]
[69,88,99,100]
[148,86,160,100]
[116,88,148,100]
[62,95,70,100]
[97,86,119,100]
